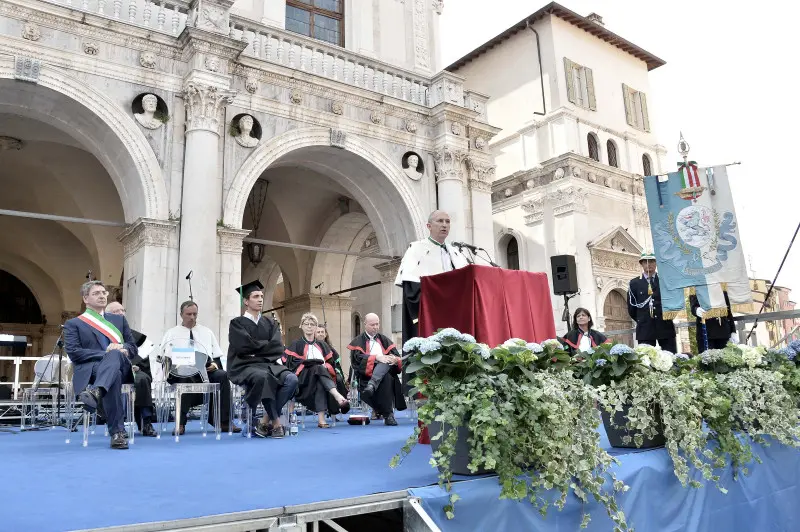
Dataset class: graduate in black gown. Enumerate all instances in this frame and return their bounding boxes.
[283,313,350,428]
[347,313,406,426]
[227,280,298,438]
[561,308,609,356]
[314,324,348,405]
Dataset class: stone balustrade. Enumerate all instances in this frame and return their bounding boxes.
[229,15,433,106]
[41,0,190,35]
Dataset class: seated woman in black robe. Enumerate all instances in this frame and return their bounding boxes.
[562,307,609,356]
[283,313,350,428]
[315,324,348,405]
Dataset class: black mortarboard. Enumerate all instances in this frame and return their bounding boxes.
[236,279,264,300]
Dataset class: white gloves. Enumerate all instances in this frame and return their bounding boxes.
[695,308,706,319]
[730,332,739,344]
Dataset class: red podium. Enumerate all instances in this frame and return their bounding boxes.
[418,265,557,344]
[414,265,556,443]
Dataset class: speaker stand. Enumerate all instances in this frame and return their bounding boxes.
[560,291,580,332]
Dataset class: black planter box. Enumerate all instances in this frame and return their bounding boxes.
[428,420,492,476]
[600,402,666,449]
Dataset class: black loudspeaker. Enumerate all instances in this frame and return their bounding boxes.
[550,255,578,295]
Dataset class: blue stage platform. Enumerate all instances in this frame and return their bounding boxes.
[2,412,799,532]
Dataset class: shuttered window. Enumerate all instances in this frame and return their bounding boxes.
[622,84,650,132]
[564,57,596,111]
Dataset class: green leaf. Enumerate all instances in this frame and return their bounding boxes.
[404,361,426,374]
[421,353,443,365]
[612,360,627,376]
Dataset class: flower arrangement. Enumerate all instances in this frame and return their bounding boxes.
[392,330,630,530]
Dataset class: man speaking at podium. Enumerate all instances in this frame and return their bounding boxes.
[394,210,470,346]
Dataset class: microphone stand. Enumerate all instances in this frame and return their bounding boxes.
[454,243,476,265]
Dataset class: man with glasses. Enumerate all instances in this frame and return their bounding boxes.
[105,302,157,437]
[63,281,137,450]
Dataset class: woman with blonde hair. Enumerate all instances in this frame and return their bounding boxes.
[283,313,350,428]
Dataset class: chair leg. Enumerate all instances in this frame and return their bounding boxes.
[214,387,221,441]
[174,392,182,443]
[82,411,90,447]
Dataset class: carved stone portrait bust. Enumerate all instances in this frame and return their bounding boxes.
[134,93,164,130]
[402,152,424,181]
[233,114,261,148]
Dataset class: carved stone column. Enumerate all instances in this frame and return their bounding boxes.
[433,146,467,242]
[216,226,250,356]
[374,259,402,339]
[177,82,236,320]
[118,218,180,341]
[466,157,496,255]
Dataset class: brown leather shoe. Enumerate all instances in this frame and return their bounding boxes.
[141,423,157,437]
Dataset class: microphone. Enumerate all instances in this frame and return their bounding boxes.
[186,270,193,280]
[452,241,479,252]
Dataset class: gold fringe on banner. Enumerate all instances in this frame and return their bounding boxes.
[702,307,731,319]
[663,309,686,320]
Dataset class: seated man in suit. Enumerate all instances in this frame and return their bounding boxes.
[106,302,156,436]
[348,313,406,426]
[63,281,137,450]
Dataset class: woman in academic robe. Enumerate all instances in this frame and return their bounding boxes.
[283,313,350,428]
[562,308,609,356]
[315,324,349,402]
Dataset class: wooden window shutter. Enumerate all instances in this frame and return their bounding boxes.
[564,57,576,104]
[585,67,596,111]
[622,83,634,126]
[640,91,651,132]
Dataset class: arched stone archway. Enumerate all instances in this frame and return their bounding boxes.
[307,212,373,293]
[223,127,425,253]
[0,59,169,221]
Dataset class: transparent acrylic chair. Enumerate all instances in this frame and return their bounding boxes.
[67,383,136,446]
[22,354,75,432]
[230,384,252,439]
[156,338,220,442]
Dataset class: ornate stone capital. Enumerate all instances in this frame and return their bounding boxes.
[218,227,251,255]
[118,218,179,259]
[374,259,402,282]
[432,0,444,14]
[466,157,495,193]
[189,0,235,36]
[183,82,236,135]
[433,146,467,184]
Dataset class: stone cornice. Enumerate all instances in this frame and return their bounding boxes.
[118,218,179,259]
[282,293,354,312]
[178,27,249,62]
[217,226,250,254]
[519,185,588,225]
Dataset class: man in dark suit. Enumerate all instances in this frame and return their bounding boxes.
[106,301,156,437]
[63,281,137,449]
[627,251,677,353]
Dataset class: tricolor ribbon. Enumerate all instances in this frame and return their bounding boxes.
[678,160,700,188]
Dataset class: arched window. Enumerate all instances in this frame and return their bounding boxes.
[607,140,619,168]
[642,153,653,176]
[506,237,520,270]
[352,313,361,338]
[587,133,599,162]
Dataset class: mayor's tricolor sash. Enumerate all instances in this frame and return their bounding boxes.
[78,308,123,344]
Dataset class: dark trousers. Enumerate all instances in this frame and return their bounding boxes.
[697,337,729,351]
[639,337,677,354]
[262,372,298,420]
[133,371,154,428]
[311,373,336,413]
[174,369,232,425]
[367,362,392,389]
[90,350,128,435]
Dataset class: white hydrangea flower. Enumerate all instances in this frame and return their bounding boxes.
[542,339,562,349]
[740,345,764,368]
[652,350,674,372]
[640,355,651,368]
[503,338,526,347]
[477,343,491,360]
[635,344,659,359]
[526,342,544,353]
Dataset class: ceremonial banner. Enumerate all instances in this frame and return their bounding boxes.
[644,165,752,318]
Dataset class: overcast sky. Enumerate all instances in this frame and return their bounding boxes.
[441,0,800,299]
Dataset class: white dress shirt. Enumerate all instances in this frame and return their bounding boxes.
[366,334,383,356]
[306,342,325,361]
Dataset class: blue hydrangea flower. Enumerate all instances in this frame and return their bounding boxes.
[402,337,425,352]
[610,344,634,356]
[789,339,800,354]
[477,343,491,360]
[595,358,608,367]
[675,353,690,361]
[417,339,442,354]
[779,347,797,361]
[434,328,475,343]
[526,342,544,353]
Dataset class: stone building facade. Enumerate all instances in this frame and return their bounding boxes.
[0,0,498,381]
[447,3,667,337]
